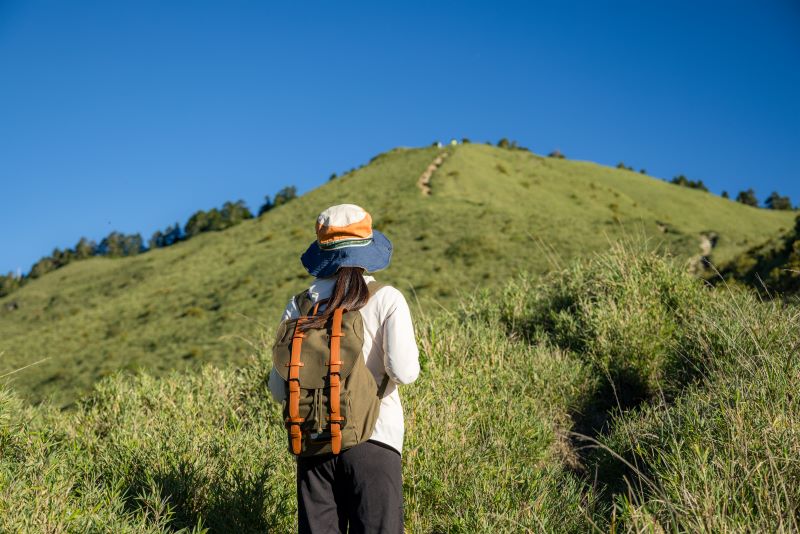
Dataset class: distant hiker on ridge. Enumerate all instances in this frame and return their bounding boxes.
[269,203,420,533]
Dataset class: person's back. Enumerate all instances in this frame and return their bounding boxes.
[268,204,420,533]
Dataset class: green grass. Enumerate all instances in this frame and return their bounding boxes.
[721,213,800,295]
[0,144,795,408]
[2,245,798,531]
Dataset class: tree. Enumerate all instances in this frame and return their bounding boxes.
[329,173,337,181]
[273,186,297,208]
[721,191,730,199]
[149,230,165,249]
[0,273,23,298]
[185,201,252,237]
[125,234,145,256]
[185,210,215,237]
[163,223,182,246]
[150,223,183,248]
[29,256,57,278]
[74,237,97,259]
[670,175,708,192]
[736,189,759,207]
[765,191,792,210]
[497,138,510,149]
[258,196,274,216]
[98,232,144,257]
[221,200,253,225]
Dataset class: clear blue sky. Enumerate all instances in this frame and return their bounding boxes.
[1,1,798,275]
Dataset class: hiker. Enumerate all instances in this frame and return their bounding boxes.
[268,203,420,533]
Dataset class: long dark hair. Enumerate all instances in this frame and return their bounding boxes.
[300,267,369,330]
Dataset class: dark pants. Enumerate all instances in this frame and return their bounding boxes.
[296,440,403,534]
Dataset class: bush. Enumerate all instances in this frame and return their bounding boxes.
[185,201,253,237]
[670,175,709,192]
[497,245,709,402]
[765,191,793,210]
[736,188,759,207]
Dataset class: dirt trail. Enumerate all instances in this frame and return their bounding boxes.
[689,232,719,274]
[417,152,449,195]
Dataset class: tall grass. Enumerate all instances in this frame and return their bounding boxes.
[598,285,800,532]
[1,244,798,532]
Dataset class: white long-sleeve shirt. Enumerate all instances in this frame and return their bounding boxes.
[268,274,420,454]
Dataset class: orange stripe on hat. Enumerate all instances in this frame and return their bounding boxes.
[316,204,374,248]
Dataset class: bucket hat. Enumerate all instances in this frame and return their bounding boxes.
[301,204,393,278]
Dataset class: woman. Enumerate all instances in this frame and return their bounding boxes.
[268,203,420,533]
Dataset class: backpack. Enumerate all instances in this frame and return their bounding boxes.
[272,281,390,456]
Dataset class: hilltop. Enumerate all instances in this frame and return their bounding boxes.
[0,143,795,406]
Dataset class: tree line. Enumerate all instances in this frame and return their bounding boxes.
[667,176,794,210]
[0,186,298,298]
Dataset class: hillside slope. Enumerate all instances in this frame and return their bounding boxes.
[3,247,798,531]
[1,144,795,406]
[721,214,800,295]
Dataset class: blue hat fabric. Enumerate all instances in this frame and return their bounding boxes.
[300,204,393,278]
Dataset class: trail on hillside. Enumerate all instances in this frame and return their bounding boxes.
[417,151,449,195]
[688,231,718,275]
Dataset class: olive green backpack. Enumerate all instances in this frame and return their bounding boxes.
[272,281,390,457]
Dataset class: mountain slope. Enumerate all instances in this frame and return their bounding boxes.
[1,144,795,406]
[721,214,800,295]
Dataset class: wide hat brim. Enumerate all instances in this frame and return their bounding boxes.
[301,230,393,278]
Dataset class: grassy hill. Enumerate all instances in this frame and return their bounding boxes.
[3,246,798,531]
[1,143,795,406]
[721,213,800,295]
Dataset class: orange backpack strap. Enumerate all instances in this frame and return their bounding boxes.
[285,317,306,455]
[327,307,346,454]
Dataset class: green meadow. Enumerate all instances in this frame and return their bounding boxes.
[0,144,794,407]
[1,144,798,531]
[2,245,798,532]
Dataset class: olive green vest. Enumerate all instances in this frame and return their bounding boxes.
[272,281,389,457]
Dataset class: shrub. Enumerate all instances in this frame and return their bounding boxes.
[496,244,707,403]
[670,175,709,192]
[765,191,792,210]
[185,201,253,237]
[273,187,297,208]
[736,188,759,207]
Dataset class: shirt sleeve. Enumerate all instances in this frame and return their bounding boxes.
[381,288,420,385]
[267,298,300,404]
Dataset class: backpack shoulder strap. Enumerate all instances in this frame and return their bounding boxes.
[367,280,387,296]
[293,289,315,317]
[294,281,383,319]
